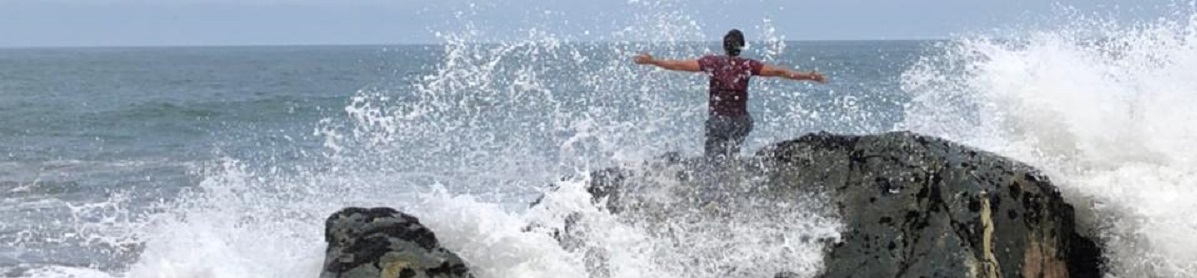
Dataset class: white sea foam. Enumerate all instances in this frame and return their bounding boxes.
[901,6,1197,277]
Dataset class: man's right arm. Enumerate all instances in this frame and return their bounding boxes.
[760,65,827,83]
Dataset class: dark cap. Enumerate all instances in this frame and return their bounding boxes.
[723,29,745,56]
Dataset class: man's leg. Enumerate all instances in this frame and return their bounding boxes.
[726,115,754,155]
[704,117,735,159]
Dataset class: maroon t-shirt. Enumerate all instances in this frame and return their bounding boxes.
[698,55,764,117]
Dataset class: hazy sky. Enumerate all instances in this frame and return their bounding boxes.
[0,0,1180,47]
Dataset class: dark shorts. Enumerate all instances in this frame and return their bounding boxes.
[704,114,754,159]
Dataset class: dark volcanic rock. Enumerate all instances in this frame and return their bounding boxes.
[321,207,473,278]
[543,131,1104,278]
[764,131,1106,277]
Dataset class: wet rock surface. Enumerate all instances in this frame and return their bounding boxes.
[548,131,1105,278]
[765,131,1104,277]
[321,207,473,278]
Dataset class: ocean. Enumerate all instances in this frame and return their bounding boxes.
[3,11,1197,278]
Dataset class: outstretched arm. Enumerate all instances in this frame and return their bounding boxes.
[634,54,701,72]
[759,65,828,83]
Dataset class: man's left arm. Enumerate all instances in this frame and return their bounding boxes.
[634,54,702,72]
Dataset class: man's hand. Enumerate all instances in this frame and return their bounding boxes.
[634,53,655,65]
[808,71,828,84]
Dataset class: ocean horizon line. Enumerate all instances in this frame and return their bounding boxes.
[0,38,954,51]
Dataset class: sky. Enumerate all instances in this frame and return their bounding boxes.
[0,0,1182,47]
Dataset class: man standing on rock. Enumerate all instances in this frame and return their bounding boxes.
[634,29,828,159]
